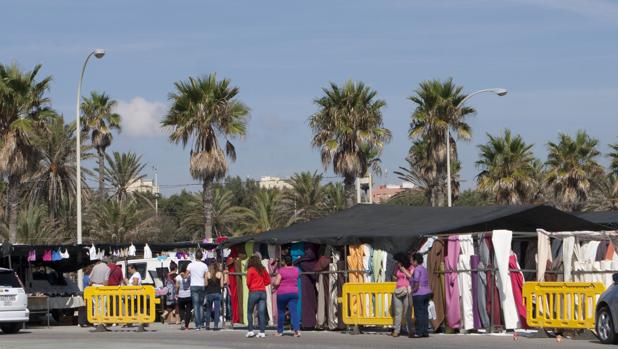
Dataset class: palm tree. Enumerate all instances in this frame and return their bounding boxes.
[104,151,148,204]
[246,189,290,234]
[545,130,604,212]
[323,182,346,213]
[81,92,121,200]
[0,63,52,243]
[610,140,618,194]
[27,115,91,219]
[162,74,249,240]
[310,80,391,207]
[180,188,251,238]
[284,171,325,222]
[587,173,618,211]
[475,130,537,204]
[90,199,145,243]
[408,78,475,206]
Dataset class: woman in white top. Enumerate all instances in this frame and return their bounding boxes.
[176,265,192,330]
[124,264,142,286]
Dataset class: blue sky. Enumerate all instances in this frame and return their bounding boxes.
[2,0,618,195]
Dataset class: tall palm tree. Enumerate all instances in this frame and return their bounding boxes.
[246,189,290,234]
[609,140,618,194]
[90,199,145,243]
[162,74,249,240]
[545,130,604,212]
[181,188,251,238]
[16,205,67,244]
[81,91,121,200]
[588,173,618,211]
[27,115,91,219]
[284,171,325,222]
[0,63,52,243]
[475,130,537,204]
[408,78,475,206]
[310,80,391,207]
[104,151,148,204]
[323,182,346,213]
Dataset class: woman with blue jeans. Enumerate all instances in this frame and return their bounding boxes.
[204,262,226,330]
[273,255,300,337]
[245,255,271,338]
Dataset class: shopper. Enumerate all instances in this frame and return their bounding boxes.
[273,255,300,337]
[245,255,270,338]
[107,257,123,286]
[124,264,142,286]
[204,262,224,330]
[89,259,110,286]
[391,252,413,337]
[176,265,193,330]
[162,262,179,324]
[187,250,208,330]
[411,253,432,338]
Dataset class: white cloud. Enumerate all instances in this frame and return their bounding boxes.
[113,97,167,137]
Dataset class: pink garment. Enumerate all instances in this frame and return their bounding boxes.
[42,250,52,261]
[445,236,462,329]
[509,254,527,328]
[395,266,413,288]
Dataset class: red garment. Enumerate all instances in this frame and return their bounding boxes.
[228,261,240,324]
[509,254,527,328]
[107,263,123,286]
[484,236,502,326]
[246,267,270,292]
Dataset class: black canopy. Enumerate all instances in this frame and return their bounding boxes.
[576,211,618,228]
[226,204,604,251]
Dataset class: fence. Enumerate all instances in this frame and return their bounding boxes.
[84,286,160,325]
[523,282,605,330]
[340,282,396,326]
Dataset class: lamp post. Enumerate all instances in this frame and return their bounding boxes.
[76,49,105,290]
[446,88,507,207]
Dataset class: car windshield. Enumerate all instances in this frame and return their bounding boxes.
[0,270,21,288]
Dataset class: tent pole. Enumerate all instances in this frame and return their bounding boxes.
[344,245,348,283]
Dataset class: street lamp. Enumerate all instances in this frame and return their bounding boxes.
[76,49,105,290]
[446,88,507,207]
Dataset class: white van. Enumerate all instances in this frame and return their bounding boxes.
[0,268,29,334]
[116,258,191,287]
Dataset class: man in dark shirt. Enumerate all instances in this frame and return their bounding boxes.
[107,257,123,286]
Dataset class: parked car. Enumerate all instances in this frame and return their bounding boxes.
[597,273,618,344]
[0,268,29,334]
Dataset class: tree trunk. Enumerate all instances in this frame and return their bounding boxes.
[202,179,214,241]
[7,175,20,243]
[98,149,105,201]
[344,176,356,208]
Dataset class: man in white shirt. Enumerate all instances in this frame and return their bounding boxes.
[187,250,208,330]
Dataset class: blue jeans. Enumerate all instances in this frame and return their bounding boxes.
[276,293,299,333]
[204,293,221,329]
[190,286,206,328]
[412,293,432,336]
[247,291,267,333]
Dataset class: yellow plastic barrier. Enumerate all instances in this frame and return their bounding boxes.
[84,286,160,325]
[341,282,396,326]
[523,282,605,329]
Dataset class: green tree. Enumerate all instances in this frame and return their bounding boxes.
[454,189,492,206]
[385,190,430,206]
[588,174,618,211]
[81,91,121,200]
[609,140,618,195]
[310,80,391,207]
[545,130,604,212]
[162,74,249,240]
[104,151,148,204]
[90,199,146,243]
[475,130,537,204]
[323,182,346,213]
[0,63,52,243]
[408,78,475,206]
[284,171,325,222]
[246,189,290,234]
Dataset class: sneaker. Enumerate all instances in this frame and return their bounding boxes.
[257,332,266,338]
[246,331,256,338]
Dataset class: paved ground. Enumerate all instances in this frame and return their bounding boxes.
[0,324,608,349]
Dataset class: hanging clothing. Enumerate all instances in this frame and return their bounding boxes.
[297,246,319,329]
[428,240,445,330]
[143,243,152,259]
[43,250,52,261]
[458,234,474,330]
[128,243,136,256]
[241,258,249,325]
[27,250,36,262]
[445,236,461,329]
[562,236,576,282]
[596,241,610,261]
[418,237,436,267]
[606,243,615,260]
[482,234,502,327]
[290,242,305,322]
[268,257,279,326]
[492,230,519,330]
[227,258,240,324]
[470,255,482,329]
[509,253,527,328]
[347,244,365,321]
[60,249,70,259]
[328,249,341,330]
[477,243,490,329]
[261,259,274,326]
[536,231,552,281]
[89,244,97,261]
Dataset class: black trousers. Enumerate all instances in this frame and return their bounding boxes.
[412,293,432,336]
[178,297,193,328]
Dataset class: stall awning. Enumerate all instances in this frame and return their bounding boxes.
[576,211,618,228]
[226,204,605,251]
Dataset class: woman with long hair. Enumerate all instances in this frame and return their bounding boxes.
[273,255,300,337]
[392,252,413,337]
[176,265,192,330]
[245,255,270,338]
[204,262,225,330]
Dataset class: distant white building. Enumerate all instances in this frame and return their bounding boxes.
[259,176,293,190]
[127,179,160,195]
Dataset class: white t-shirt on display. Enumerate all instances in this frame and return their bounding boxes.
[128,271,142,286]
[187,261,208,287]
[176,274,191,298]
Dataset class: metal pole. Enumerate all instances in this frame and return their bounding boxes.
[446,130,452,207]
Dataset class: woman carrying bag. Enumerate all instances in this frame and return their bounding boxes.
[392,252,413,337]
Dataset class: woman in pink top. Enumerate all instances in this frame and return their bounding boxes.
[273,255,300,337]
[392,252,413,337]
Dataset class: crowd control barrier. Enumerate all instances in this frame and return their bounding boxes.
[341,282,396,326]
[84,286,160,326]
[523,282,605,330]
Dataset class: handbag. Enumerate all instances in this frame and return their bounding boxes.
[394,286,410,298]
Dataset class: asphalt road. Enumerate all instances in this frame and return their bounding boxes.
[0,324,607,349]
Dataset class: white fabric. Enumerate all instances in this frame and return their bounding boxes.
[602,260,613,287]
[262,259,273,325]
[128,244,136,256]
[187,261,209,287]
[89,244,97,261]
[428,300,437,320]
[418,237,436,267]
[143,243,152,259]
[328,250,340,330]
[562,236,575,282]
[458,234,474,330]
[492,230,519,329]
[60,249,70,259]
[536,230,553,281]
[129,271,142,285]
